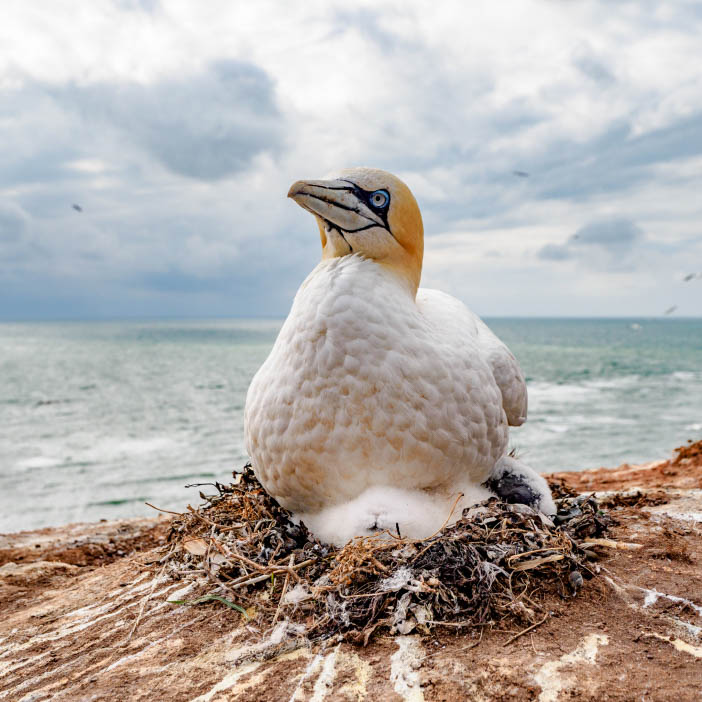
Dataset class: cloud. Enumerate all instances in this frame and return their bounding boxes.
[537,218,648,271]
[571,219,643,248]
[0,201,28,243]
[537,243,572,261]
[58,60,284,180]
[572,45,615,85]
[1,59,283,190]
[2,0,702,318]
[0,201,45,266]
[115,0,160,11]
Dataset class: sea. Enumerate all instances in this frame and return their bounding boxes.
[1,318,701,533]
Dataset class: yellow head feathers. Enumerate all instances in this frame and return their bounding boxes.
[288,167,424,295]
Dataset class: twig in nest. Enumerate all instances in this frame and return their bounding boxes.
[425,492,465,541]
[425,620,490,628]
[225,545,273,574]
[503,613,549,646]
[413,491,466,560]
[511,554,564,571]
[145,502,183,516]
[582,538,642,550]
[186,505,231,530]
[228,559,316,591]
[210,537,229,559]
[507,546,563,562]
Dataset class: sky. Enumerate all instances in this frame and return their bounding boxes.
[1,0,702,319]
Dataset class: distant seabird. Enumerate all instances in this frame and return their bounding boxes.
[244,167,555,546]
[664,305,677,315]
[72,204,83,212]
[512,170,529,178]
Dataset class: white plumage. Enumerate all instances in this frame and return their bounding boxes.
[244,168,554,545]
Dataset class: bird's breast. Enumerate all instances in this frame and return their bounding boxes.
[244,257,507,511]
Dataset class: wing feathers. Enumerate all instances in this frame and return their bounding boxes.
[416,288,528,427]
[473,317,528,426]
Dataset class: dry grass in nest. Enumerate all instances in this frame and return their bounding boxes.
[159,464,611,646]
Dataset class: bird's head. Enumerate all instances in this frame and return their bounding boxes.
[288,167,424,295]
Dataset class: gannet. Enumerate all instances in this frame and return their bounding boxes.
[244,167,555,546]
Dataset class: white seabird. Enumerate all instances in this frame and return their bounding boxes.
[244,167,555,546]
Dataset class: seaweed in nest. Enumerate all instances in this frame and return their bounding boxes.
[161,463,611,646]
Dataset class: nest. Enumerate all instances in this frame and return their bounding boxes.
[163,464,610,645]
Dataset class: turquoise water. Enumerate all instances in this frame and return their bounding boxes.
[1,318,701,532]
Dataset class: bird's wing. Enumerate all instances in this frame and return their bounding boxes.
[471,314,528,426]
[416,289,528,426]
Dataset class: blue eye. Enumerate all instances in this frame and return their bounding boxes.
[369,189,389,209]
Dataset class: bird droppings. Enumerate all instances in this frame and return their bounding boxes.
[390,636,425,701]
[308,645,340,702]
[640,587,702,616]
[647,633,702,659]
[533,633,609,702]
[672,511,702,522]
[161,463,610,646]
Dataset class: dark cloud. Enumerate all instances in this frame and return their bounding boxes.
[333,8,419,54]
[571,218,643,248]
[115,0,160,11]
[537,243,572,261]
[420,108,702,247]
[537,218,645,268]
[0,202,28,243]
[55,60,284,180]
[0,231,311,320]
[534,113,702,202]
[135,269,230,293]
[572,47,615,85]
[0,202,44,266]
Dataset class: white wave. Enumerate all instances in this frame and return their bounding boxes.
[80,436,180,462]
[544,423,570,434]
[15,436,183,471]
[584,376,640,390]
[527,382,596,404]
[672,371,701,381]
[570,415,636,426]
[15,456,64,471]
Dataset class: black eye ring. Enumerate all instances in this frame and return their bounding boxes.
[369,189,389,209]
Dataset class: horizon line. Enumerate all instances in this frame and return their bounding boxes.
[1,314,701,324]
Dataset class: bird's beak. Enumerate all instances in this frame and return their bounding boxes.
[288,179,384,232]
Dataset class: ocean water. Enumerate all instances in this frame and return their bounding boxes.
[1,318,701,532]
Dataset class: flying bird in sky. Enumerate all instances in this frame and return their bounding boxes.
[664,305,677,315]
[72,204,83,212]
[512,170,529,177]
[683,273,701,281]
[244,167,555,546]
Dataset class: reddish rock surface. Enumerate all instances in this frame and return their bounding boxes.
[2,446,701,701]
[549,439,702,492]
